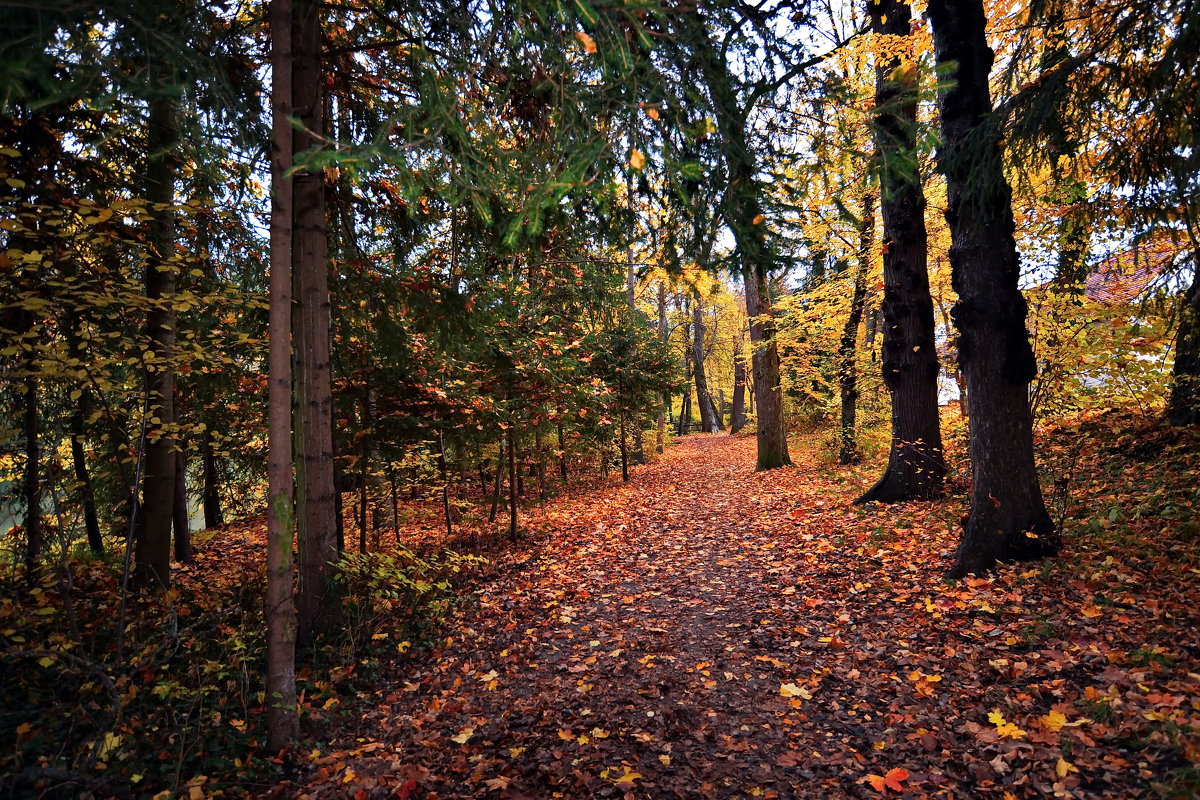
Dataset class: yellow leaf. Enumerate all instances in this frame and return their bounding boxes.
[15,722,32,736]
[575,32,597,53]
[1041,710,1067,732]
[987,709,1026,739]
[96,731,121,761]
[607,768,643,788]
[451,727,474,744]
[629,148,646,171]
[1055,757,1078,777]
[780,682,812,699]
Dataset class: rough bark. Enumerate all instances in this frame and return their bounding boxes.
[743,268,792,468]
[134,88,178,591]
[838,193,874,465]
[856,0,947,503]
[266,0,299,751]
[927,0,1058,576]
[292,0,338,642]
[1168,256,1200,425]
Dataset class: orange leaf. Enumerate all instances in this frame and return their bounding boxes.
[865,768,909,792]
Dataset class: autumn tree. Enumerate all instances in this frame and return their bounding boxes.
[670,7,794,469]
[855,0,946,503]
[927,0,1058,576]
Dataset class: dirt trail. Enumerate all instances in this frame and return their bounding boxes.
[294,433,1200,799]
[296,435,909,798]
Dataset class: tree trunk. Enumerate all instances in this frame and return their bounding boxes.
[489,436,503,524]
[172,448,191,563]
[134,88,178,591]
[70,404,103,555]
[677,382,691,436]
[438,429,453,538]
[927,0,1058,575]
[200,429,222,528]
[535,426,547,499]
[1168,253,1199,425]
[618,411,630,483]
[679,10,789,467]
[656,281,668,452]
[390,472,400,540]
[692,299,721,432]
[292,0,338,641]
[856,0,947,503]
[743,267,791,468]
[730,329,747,434]
[22,350,42,573]
[507,425,518,541]
[839,193,875,465]
[266,0,299,751]
[556,417,568,482]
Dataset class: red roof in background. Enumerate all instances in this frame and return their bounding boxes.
[1084,230,1181,303]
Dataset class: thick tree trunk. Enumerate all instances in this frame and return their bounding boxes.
[1168,257,1199,425]
[200,429,223,528]
[692,299,721,432]
[838,193,874,465]
[172,448,191,563]
[730,330,747,434]
[744,267,792,468]
[134,89,178,591]
[928,0,1058,575]
[856,0,947,503]
[266,0,299,751]
[293,0,338,641]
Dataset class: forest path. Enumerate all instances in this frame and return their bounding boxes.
[294,431,1199,799]
[299,433,946,799]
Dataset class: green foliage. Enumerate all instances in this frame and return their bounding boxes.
[1028,285,1174,421]
[333,547,485,654]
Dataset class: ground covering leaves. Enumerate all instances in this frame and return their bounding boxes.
[290,412,1200,799]
[4,411,1199,799]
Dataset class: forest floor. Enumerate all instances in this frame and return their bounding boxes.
[290,420,1200,800]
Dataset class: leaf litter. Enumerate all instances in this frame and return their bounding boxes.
[291,417,1200,799]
